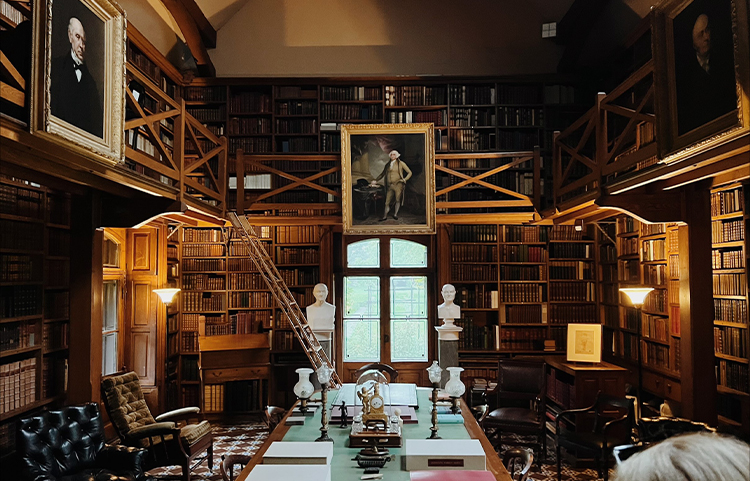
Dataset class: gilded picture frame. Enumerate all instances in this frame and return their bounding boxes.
[566,324,602,364]
[341,123,436,235]
[31,0,126,164]
[652,0,749,161]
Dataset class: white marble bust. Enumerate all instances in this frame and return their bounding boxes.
[306,283,335,341]
[437,283,460,321]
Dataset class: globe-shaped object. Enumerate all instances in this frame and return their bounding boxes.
[293,367,314,399]
[445,366,466,397]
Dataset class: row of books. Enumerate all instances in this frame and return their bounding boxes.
[229,273,265,290]
[711,218,744,243]
[183,258,226,272]
[456,322,498,350]
[548,376,576,410]
[181,332,199,354]
[451,264,498,282]
[548,282,595,302]
[275,247,319,264]
[1,286,42,319]
[277,225,319,244]
[643,263,668,286]
[229,91,272,114]
[601,284,619,305]
[183,274,226,291]
[450,108,495,127]
[641,223,667,236]
[642,239,666,262]
[0,254,40,283]
[642,313,670,342]
[226,380,266,412]
[500,327,547,351]
[321,104,381,121]
[182,244,225,258]
[714,298,748,324]
[617,216,640,234]
[501,245,547,263]
[228,291,272,309]
[500,283,544,303]
[277,138,318,152]
[612,330,639,361]
[204,384,225,412]
[0,184,44,218]
[449,85,496,105]
[456,286,498,309]
[451,244,497,263]
[712,249,744,270]
[502,304,544,324]
[619,236,639,256]
[712,273,747,296]
[127,44,159,81]
[548,304,597,323]
[669,254,680,278]
[604,307,639,332]
[716,359,749,393]
[228,117,271,135]
[618,259,640,282]
[600,264,618,283]
[497,130,538,150]
[183,228,223,243]
[230,311,271,332]
[714,326,747,358]
[449,130,494,151]
[504,225,549,243]
[276,100,317,116]
[278,267,319,286]
[320,133,341,153]
[1,220,43,251]
[0,321,35,353]
[184,86,226,102]
[183,292,224,312]
[321,86,382,101]
[42,323,68,350]
[385,85,446,106]
[386,109,446,126]
[641,342,670,370]
[549,243,593,259]
[228,258,259,272]
[643,290,669,314]
[273,330,299,351]
[228,137,272,154]
[275,118,317,134]
[710,187,744,217]
[498,107,542,127]
[453,224,498,243]
[182,313,227,331]
[500,265,545,281]
[0,358,36,414]
[549,261,594,280]
[186,106,226,122]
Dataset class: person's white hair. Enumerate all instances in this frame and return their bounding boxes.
[389,150,400,158]
[615,432,750,481]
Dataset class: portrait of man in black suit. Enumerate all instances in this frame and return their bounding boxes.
[51,16,103,138]
[674,0,737,136]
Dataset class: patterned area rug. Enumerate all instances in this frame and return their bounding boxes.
[147,424,612,481]
[146,422,268,480]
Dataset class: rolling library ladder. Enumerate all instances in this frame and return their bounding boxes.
[227,212,342,388]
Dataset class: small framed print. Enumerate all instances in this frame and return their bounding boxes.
[566,324,602,363]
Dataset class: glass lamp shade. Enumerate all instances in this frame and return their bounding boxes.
[445,367,465,397]
[317,364,333,384]
[153,288,180,305]
[293,368,314,399]
[427,361,443,384]
[619,287,654,307]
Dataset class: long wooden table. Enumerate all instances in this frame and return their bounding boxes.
[237,387,512,481]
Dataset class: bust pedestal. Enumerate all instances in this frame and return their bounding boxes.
[435,318,463,387]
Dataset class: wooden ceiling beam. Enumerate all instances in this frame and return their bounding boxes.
[160,0,215,77]
[174,0,216,48]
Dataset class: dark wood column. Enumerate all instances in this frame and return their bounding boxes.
[68,191,103,404]
[678,181,717,424]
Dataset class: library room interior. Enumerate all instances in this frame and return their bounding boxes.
[1,0,749,480]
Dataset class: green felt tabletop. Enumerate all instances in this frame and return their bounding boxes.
[280,387,475,481]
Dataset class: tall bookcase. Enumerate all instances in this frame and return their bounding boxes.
[710,183,749,433]
[449,223,598,382]
[170,224,327,411]
[0,176,70,461]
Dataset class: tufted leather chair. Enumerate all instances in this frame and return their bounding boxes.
[100,371,213,481]
[18,402,148,481]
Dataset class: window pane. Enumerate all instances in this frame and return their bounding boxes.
[343,276,380,362]
[103,237,120,267]
[103,281,118,331]
[102,332,118,375]
[390,239,427,268]
[347,239,380,268]
[390,276,428,362]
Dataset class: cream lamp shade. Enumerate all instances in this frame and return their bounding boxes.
[619,287,654,307]
[153,288,181,305]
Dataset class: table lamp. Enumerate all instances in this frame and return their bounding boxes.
[426,361,442,439]
[293,367,314,415]
[316,364,333,443]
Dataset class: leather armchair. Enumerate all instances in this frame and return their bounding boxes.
[18,403,148,481]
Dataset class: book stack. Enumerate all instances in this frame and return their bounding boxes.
[262,441,333,465]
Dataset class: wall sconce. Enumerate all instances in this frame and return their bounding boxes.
[153,288,180,306]
[619,287,654,308]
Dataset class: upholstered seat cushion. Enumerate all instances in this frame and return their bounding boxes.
[486,407,538,425]
[180,420,212,445]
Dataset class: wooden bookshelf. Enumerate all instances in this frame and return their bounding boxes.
[710,183,749,434]
[0,176,70,459]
